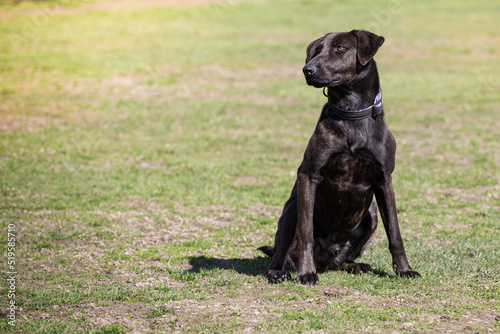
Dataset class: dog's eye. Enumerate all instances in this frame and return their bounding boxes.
[336,46,345,51]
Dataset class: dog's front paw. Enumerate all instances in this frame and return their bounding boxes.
[297,272,319,285]
[397,270,421,278]
[266,269,291,284]
[394,267,421,279]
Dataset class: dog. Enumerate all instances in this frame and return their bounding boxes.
[258,30,421,285]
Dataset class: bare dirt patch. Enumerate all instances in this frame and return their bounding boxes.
[426,311,500,333]
[20,301,152,333]
[425,184,500,211]
[324,285,357,298]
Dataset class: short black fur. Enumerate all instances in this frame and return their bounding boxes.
[259,30,421,285]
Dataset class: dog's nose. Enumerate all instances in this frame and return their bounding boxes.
[303,64,317,76]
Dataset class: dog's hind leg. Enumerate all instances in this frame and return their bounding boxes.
[331,200,378,274]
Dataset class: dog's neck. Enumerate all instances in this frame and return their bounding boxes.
[327,60,381,112]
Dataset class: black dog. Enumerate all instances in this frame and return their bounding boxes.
[259,30,421,285]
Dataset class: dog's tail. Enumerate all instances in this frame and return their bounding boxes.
[257,246,275,258]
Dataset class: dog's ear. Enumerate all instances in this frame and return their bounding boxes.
[305,36,325,63]
[352,30,385,66]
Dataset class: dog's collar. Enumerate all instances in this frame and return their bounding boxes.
[323,87,383,120]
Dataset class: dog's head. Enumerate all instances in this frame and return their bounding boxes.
[303,30,384,88]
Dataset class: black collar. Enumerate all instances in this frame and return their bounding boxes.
[323,87,383,120]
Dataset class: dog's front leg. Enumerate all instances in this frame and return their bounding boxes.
[374,177,421,278]
[296,172,321,285]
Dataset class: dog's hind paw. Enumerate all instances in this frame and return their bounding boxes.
[342,262,374,275]
[266,269,291,284]
[297,272,319,285]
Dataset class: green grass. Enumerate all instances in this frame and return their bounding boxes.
[0,0,499,332]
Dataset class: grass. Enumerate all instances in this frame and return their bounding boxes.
[0,0,499,332]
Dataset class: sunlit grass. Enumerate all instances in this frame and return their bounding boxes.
[0,0,499,332]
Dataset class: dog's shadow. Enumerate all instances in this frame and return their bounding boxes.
[372,269,395,278]
[187,255,269,276]
[187,255,394,279]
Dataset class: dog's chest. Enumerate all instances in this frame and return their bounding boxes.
[314,146,379,228]
[322,145,381,184]
[318,120,385,184]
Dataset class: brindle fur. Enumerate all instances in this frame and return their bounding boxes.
[258,30,421,285]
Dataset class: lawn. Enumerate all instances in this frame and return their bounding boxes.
[0,0,499,332]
